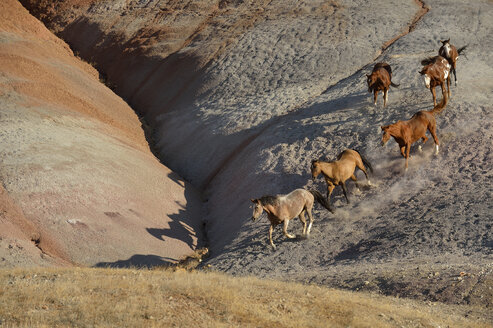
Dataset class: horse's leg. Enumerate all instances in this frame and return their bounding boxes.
[405,143,411,169]
[400,146,406,158]
[350,174,361,191]
[419,135,428,152]
[431,87,436,107]
[269,224,276,249]
[306,207,314,235]
[383,88,388,107]
[445,77,451,99]
[326,183,335,202]
[283,219,296,239]
[429,125,440,155]
[341,182,350,204]
[299,211,307,236]
[453,66,457,86]
[355,160,369,181]
[373,90,378,106]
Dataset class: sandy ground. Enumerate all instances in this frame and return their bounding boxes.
[12,0,493,312]
[0,0,204,268]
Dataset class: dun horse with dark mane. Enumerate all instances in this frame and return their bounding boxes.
[251,189,333,249]
[367,62,399,107]
[311,149,373,206]
[438,38,467,86]
[381,96,447,169]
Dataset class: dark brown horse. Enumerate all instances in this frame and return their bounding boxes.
[311,149,373,205]
[381,96,447,169]
[420,56,450,107]
[438,39,467,86]
[251,189,333,249]
[367,62,399,107]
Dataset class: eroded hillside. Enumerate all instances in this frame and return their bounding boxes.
[0,0,204,267]
[13,0,493,312]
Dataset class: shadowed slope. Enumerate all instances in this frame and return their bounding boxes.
[0,0,204,267]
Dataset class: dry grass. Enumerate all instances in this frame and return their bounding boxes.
[0,267,490,328]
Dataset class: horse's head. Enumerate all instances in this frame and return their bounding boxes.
[311,160,321,179]
[250,199,263,222]
[381,125,391,146]
[440,39,452,58]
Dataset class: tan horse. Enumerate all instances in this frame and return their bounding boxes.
[311,149,373,206]
[251,189,333,249]
[381,96,447,169]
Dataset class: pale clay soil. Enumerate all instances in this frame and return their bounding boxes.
[2,0,492,315]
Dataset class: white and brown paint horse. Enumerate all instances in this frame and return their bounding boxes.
[367,62,400,107]
[381,96,447,169]
[420,56,450,107]
[251,189,333,249]
[311,149,373,206]
[438,38,467,86]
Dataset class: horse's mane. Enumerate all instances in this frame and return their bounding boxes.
[259,195,279,206]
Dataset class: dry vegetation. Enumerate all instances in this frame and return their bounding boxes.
[0,267,490,328]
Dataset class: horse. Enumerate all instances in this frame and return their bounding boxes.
[381,96,447,169]
[250,189,333,249]
[311,149,373,206]
[367,62,400,107]
[420,55,450,107]
[438,39,467,86]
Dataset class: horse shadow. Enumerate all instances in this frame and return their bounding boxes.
[95,254,176,268]
[94,172,204,269]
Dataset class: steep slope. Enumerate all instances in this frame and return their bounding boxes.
[0,0,204,267]
[17,0,493,310]
[19,0,421,188]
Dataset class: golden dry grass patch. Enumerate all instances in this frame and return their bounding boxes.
[0,267,490,327]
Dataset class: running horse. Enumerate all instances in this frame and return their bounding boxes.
[381,96,447,169]
[438,38,467,86]
[420,56,450,107]
[366,62,400,107]
[311,149,373,206]
[251,189,333,249]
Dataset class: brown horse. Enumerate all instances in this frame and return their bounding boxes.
[311,149,373,205]
[367,62,400,107]
[420,56,450,106]
[381,96,447,169]
[251,189,333,249]
[438,39,467,86]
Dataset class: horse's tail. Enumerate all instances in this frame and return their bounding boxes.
[309,190,334,214]
[353,149,374,174]
[457,45,468,56]
[429,93,448,115]
[390,81,400,88]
